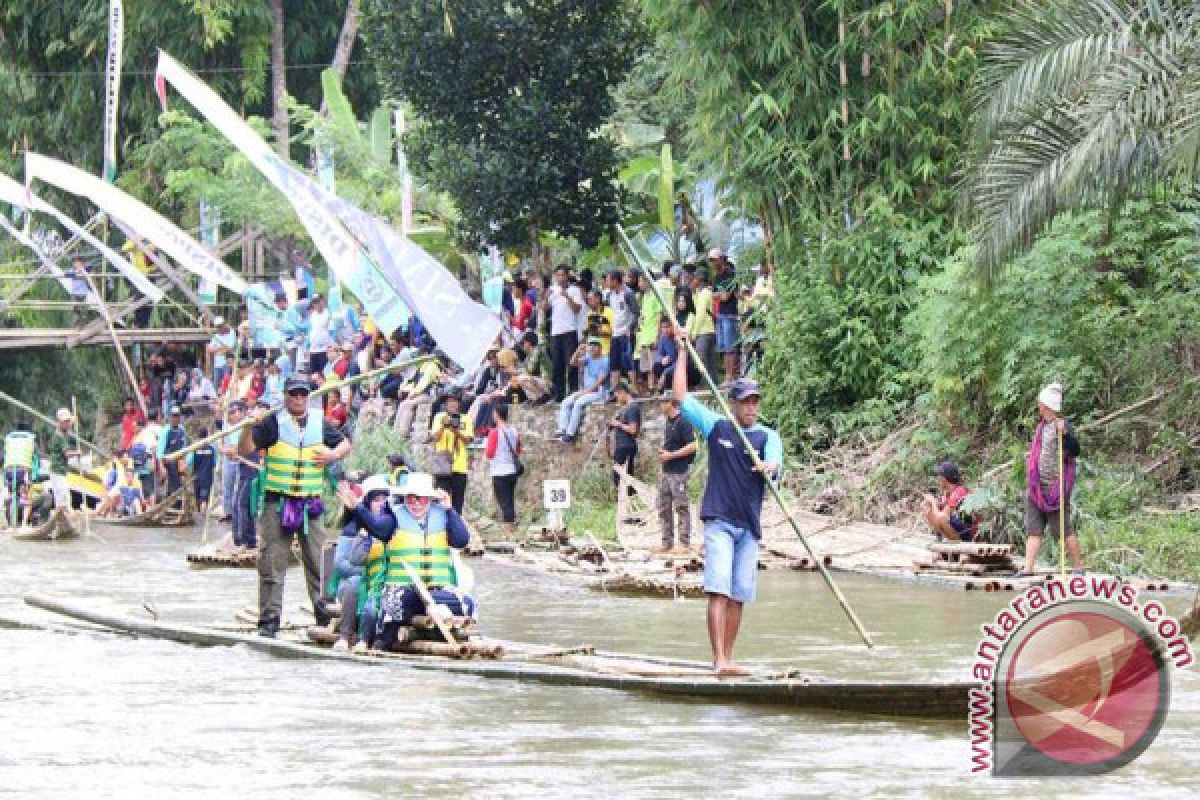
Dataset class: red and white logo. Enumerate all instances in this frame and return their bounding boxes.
[970,577,1190,776]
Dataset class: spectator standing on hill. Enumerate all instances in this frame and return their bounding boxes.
[687,271,717,379]
[430,392,473,514]
[656,391,697,553]
[543,266,584,401]
[605,270,638,393]
[609,382,641,491]
[486,404,522,534]
[711,249,741,384]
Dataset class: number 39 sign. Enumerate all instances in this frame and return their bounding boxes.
[543,479,571,510]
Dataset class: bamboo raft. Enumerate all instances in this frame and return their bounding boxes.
[105,488,193,528]
[22,594,970,718]
[186,548,259,569]
[3,508,81,541]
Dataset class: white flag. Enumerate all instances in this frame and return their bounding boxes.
[26,153,246,295]
[0,213,107,314]
[155,50,501,369]
[102,0,124,183]
[0,170,164,303]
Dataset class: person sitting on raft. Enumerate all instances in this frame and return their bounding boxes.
[329,475,395,652]
[921,460,975,542]
[371,472,475,651]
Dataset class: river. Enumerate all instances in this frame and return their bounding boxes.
[0,525,1196,798]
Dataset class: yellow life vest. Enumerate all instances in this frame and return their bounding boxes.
[262,412,326,497]
[3,431,35,470]
[381,506,456,588]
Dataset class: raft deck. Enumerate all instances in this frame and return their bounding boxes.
[23,594,968,719]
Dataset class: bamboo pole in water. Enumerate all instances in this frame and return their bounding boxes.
[614,224,874,649]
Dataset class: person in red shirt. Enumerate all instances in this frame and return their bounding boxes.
[119,397,146,451]
[922,460,975,541]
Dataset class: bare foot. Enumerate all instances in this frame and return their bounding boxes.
[714,663,754,678]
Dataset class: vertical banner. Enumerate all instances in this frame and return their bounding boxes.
[198,201,219,304]
[102,0,124,183]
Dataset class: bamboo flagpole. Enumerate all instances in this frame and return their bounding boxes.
[163,354,436,463]
[615,225,874,649]
[0,389,112,461]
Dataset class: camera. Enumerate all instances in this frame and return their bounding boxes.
[447,413,462,429]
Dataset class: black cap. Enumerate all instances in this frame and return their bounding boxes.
[935,461,962,484]
[284,375,312,394]
[614,380,632,395]
[729,378,761,401]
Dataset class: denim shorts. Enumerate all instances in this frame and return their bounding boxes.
[716,315,740,353]
[703,519,759,602]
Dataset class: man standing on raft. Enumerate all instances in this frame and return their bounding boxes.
[240,375,351,637]
[673,328,782,676]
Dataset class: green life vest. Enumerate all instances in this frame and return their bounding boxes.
[262,412,325,497]
[378,505,456,590]
[3,431,36,470]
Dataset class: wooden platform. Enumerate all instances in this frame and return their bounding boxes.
[0,326,211,350]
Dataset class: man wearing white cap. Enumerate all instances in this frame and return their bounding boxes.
[47,409,79,510]
[1020,382,1083,575]
[207,316,237,389]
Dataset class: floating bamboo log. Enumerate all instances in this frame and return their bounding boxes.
[396,640,472,659]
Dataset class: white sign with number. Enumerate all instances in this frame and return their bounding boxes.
[543,479,571,510]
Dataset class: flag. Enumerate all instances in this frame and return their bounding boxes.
[0,213,107,314]
[197,201,219,304]
[0,170,163,303]
[102,0,124,183]
[26,153,246,295]
[155,50,501,369]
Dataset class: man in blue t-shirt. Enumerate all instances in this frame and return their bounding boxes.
[555,337,610,443]
[673,329,782,677]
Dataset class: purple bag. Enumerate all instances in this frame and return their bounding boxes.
[281,496,325,534]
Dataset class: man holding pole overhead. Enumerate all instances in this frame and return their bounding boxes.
[673,329,782,677]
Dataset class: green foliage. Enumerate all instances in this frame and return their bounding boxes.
[362,0,646,250]
[344,420,413,475]
[913,197,1200,434]
[640,0,1001,441]
[966,0,1200,276]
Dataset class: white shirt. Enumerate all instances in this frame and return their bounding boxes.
[548,284,584,336]
[308,309,333,351]
[208,330,237,369]
[606,286,635,336]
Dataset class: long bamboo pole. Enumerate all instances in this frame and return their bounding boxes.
[81,270,147,418]
[615,225,873,649]
[0,389,112,460]
[163,354,435,462]
[1057,423,1066,578]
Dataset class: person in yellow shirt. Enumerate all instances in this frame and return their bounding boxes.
[429,391,474,514]
[687,270,718,379]
[584,290,615,355]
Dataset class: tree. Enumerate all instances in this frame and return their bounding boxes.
[639,1,999,436]
[362,0,645,251]
[966,0,1200,277]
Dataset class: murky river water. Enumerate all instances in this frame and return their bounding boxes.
[0,525,1196,798]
